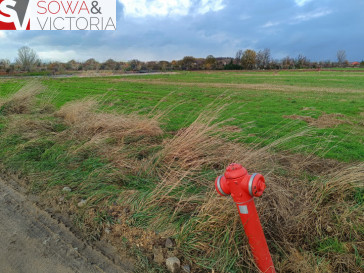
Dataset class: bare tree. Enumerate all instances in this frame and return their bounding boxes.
[0,59,10,71]
[235,50,243,64]
[256,48,271,69]
[281,56,295,69]
[337,50,347,67]
[16,46,39,72]
[295,54,310,69]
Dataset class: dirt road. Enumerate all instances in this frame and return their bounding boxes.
[0,175,133,273]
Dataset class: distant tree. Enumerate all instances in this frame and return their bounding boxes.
[224,59,241,70]
[65,60,79,70]
[256,48,271,69]
[320,60,333,68]
[337,50,347,67]
[181,56,196,70]
[171,60,180,70]
[204,55,217,70]
[295,54,310,69]
[128,59,142,71]
[159,61,170,71]
[47,62,65,73]
[194,58,205,70]
[146,61,161,71]
[16,46,39,71]
[281,56,295,69]
[83,58,100,70]
[101,59,117,70]
[140,62,148,71]
[360,61,364,68]
[114,62,122,71]
[0,59,10,71]
[311,62,319,69]
[241,49,257,70]
[235,50,243,64]
[270,59,282,70]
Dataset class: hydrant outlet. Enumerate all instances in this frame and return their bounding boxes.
[249,173,266,197]
[215,175,230,196]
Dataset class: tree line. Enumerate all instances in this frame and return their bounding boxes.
[0,46,363,75]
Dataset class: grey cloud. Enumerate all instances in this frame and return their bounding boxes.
[0,0,363,62]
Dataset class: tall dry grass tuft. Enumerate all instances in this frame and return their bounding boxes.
[0,81,45,115]
[141,105,235,215]
[56,99,98,124]
[151,110,226,178]
[293,163,364,244]
[4,116,54,140]
[56,99,163,139]
[314,163,364,205]
[144,103,307,215]
[55,99,163,171]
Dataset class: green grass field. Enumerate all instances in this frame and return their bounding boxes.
[0,71,363,272]
[3,70,364,161]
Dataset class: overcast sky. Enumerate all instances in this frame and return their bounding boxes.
[0,0,363,62]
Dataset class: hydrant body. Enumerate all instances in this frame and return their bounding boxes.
[215,164,275,273]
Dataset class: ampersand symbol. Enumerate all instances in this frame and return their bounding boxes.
[91,1,101,14]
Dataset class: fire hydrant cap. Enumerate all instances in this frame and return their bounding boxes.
[225,163,248,179]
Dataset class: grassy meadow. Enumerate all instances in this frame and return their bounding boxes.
[0,71,363,272]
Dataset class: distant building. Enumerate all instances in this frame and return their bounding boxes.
[351,62,360,67]
[216,57,233,66]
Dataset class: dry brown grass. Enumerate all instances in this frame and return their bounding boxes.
[125,105,362,272]
[151,107,227,176]
[0,82,45,115]
[172,147,362,272]
[55,99,163,171]
[56,99,163,139]
[280,249,333,272]
[4,116,54,140]
[284,113,349,128]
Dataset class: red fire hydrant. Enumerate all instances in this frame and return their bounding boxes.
[215,163,275,273]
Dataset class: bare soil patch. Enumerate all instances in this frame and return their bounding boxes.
[0,174,133,273]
